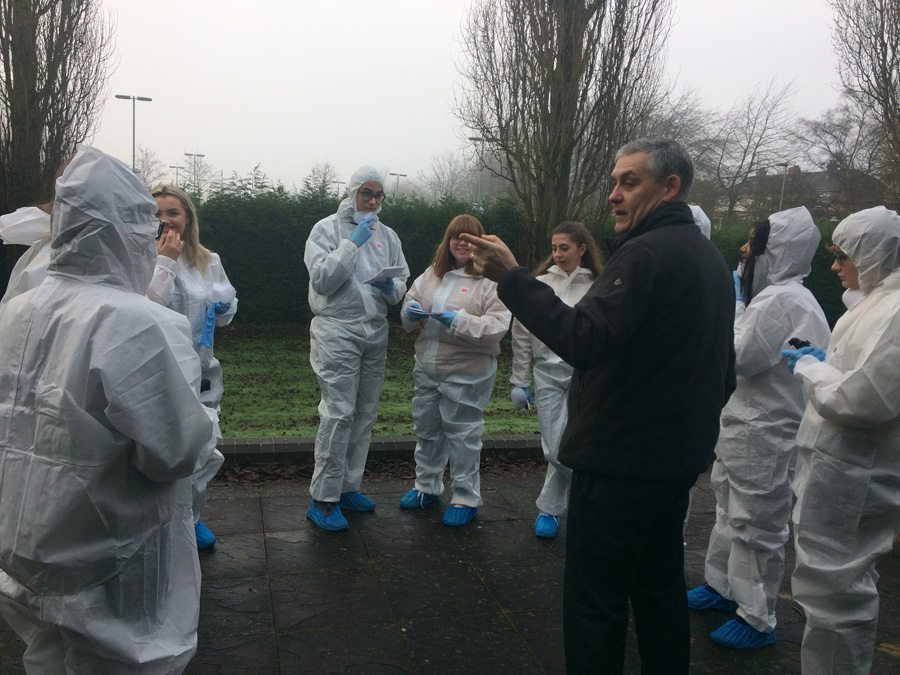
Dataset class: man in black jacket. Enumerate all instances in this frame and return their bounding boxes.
[463,138,736,674]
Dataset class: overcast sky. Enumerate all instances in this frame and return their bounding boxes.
[90,0,842,190]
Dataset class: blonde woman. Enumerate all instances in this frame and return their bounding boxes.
[148,184,237,549]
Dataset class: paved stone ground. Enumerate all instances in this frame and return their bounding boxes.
[1,463,898,673]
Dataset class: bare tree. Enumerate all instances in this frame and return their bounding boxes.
[455,0,673,265]
[829,0,900,205]
[796,100,880,172]
[304,162,340,193]
[640,88,725,218]
[414,151,476,202]
[705,80,796,222]
[182,152,217,203]
[795,98,888,215]
[0,0,114,215]
[135,146,167,187]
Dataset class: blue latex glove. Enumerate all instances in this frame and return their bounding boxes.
[199,305,217,348]
[350,215,376,247]
[510,386,534,410]
[214,301,231,315]
[434,311,457,329]
[733,270,748,304]
[371,279,394,295]
[781,345,825,374]
[405,302,423,321]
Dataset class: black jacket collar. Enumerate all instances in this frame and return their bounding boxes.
[606,201,694,256]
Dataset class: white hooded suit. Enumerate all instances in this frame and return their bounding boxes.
[790,206,900,674]
[0,147,217,674]
[510,265,594,516]
[703,206,831,632]
[304,166,409,502]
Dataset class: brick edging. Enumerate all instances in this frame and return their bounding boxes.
[220,434,543,464]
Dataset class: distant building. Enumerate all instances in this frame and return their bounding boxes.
[717,163,886,222]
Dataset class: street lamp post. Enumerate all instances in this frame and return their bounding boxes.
[388,172,407,195]
[184,152,206,195]
[332,180,345,197]
[114,94,152,171]
[468,136,485,207]
[777,162,789,211]
[168,165,185,187]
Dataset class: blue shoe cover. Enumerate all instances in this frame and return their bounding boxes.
[710,620,776,650]
[306,502,349,531]
[687,585,739,612]
[535,513,560,538]
[195,521,216,549]
[441,505,478,526]
[338,491,376,512]
[399,489,438,509]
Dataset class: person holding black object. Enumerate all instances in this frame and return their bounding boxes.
[463,138,736,674]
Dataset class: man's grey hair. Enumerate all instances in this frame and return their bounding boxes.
[615,138,693,200]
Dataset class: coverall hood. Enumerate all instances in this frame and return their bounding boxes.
[48,146,159,294]
[340,164,385,224]
[832,206,900,294]
[755,206,821,295]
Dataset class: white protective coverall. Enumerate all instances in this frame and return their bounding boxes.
[0,146,218,674]
[147,253,237,411]
[690,204,712,239]
[0,207,52,304]
[790,206,900,674]
[401,266,510,507]
[305,166,409,502]
[147,244,236,517]
[510,265,594,516]
[704,206,831,632]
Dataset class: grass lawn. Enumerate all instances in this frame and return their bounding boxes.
[214,322,541,439]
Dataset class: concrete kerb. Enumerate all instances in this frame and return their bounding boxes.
[220,433,544,464]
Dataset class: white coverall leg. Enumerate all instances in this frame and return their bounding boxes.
[0,480,198,675]
[700,206,831,634]
[533,362,573,517]
[191,448,224,523]
[411,365,496,508]
[309,316,388,502]
[704,446,793,631]
[792,443,900,674]
[0,601,67,673]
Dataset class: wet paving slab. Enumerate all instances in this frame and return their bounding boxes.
[1,463,898,673]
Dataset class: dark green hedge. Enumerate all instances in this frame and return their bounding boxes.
[197,189,526,325]
[198,192,847,327]
[0,186,845,329]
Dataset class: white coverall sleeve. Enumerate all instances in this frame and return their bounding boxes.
[400,274,425,334]
[146,256,178,306]
[795,316,900,428]
[510,318,534,387]
[384,240,409,305]
[305,224,359,297]
[99,320,214,482]
[448,285,511,348]
[733,296,794,378]
[208,255,238,326]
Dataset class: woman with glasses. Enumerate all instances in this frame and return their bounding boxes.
[304,166,409,531]
[688,206,831,649]
[148,184,237,549]
[398,215,510,526]
[783,206,900,674]
[509,222,603,538]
